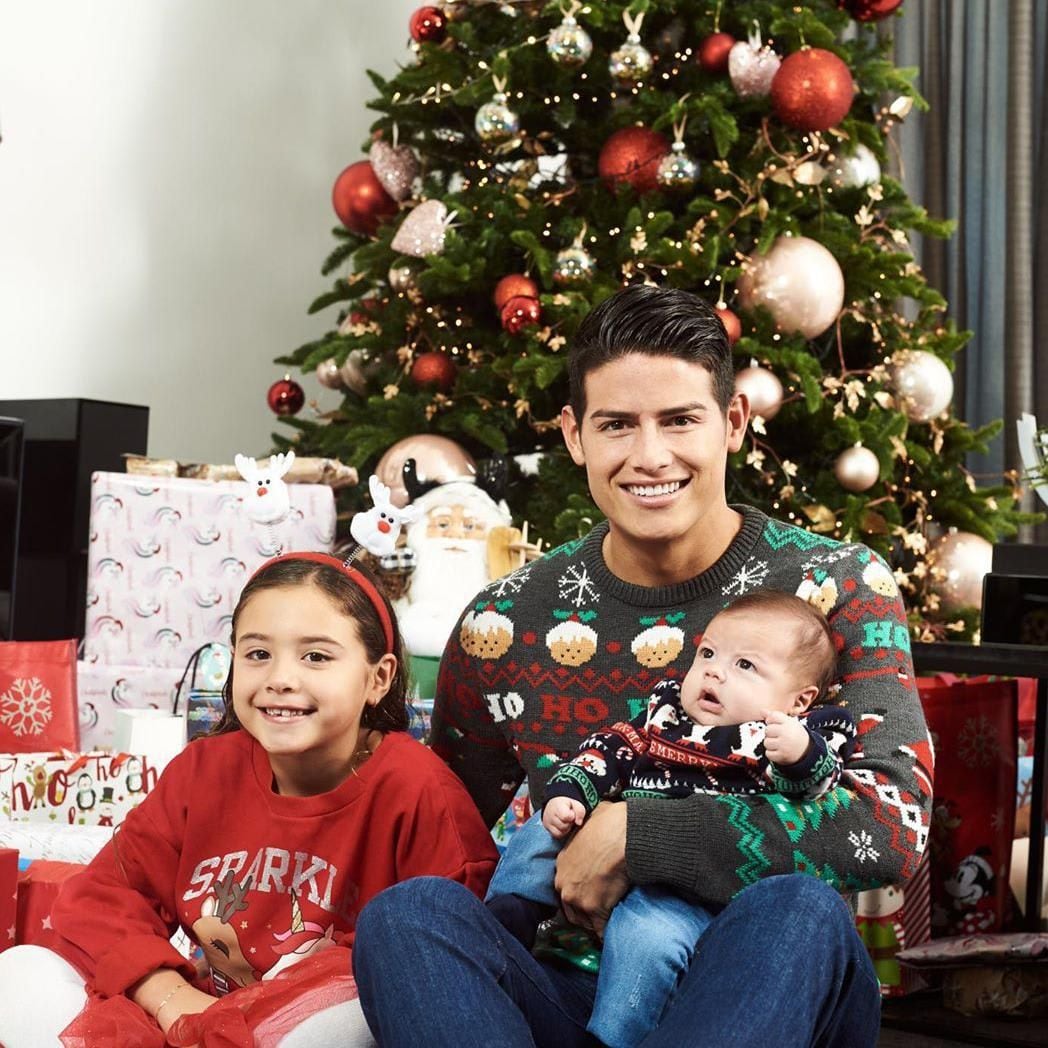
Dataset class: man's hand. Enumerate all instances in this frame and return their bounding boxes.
[554,800,629,939]
[543,796,587,838]
[764,710,810,765]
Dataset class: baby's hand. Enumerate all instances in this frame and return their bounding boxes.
[764,710,810,766]
[543,797,586,838]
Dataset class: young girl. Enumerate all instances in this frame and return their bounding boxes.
[0,552,498,1048]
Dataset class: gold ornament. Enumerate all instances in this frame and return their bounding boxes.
[609,11,653,84]
[833,445,880,492]
[547,4,592,68]
[735,364,784,420]
[928,530,993,612]
[890,350,954,422]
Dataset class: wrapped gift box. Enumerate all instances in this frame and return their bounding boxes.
[0,750,158,827]
[1,847,16,952]
[77,659,182,753]
[16,859,85,948]
[83,471,336,667]
[0,823,112,865]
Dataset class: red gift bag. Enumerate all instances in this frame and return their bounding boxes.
[0,639,79,753]
[918,675,1017,937]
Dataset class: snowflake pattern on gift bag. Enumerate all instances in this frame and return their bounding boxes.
[0,678,54,737]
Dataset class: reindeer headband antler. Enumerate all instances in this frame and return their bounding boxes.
[248,551,395,654]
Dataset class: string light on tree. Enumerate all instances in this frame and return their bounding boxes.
[547,2,592,68]
[267,375,305,416]
[609,10,653,85]
[834,445,880,492]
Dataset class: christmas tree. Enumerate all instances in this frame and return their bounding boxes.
[275,0,1036,638]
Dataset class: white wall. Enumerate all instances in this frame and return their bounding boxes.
[0,0,418,461]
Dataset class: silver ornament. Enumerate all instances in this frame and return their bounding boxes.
[728,37,781,99]
[369,139,419,202]
[316,357,343,390]
[829,144,882,190]
[547,16,592,68]
[833,445,880,493]
[391,199,454,257]
[388,262,415,291]
[609,35,653,84]
[475,92,520,144]
[890,350,953,422]
[339,349,378,397]
[553,245,596,287]
[657,141,699,191]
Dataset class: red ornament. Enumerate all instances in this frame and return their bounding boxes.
[500,295,542,334]
[493,274,539,311]
[839,0,904,21]
[410,6,447,44]
[715,306,743,348]
[332,161,398,237]
[267,376,305,416]
[598,126,670,194]
[771,49,855,133]
[410,351,457,392]
[697,32,736,74]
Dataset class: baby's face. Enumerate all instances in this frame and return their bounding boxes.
[679,610,811,727]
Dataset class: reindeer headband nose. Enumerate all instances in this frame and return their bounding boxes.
[247,552,395,654]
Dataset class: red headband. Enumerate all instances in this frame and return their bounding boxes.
[247,552,395,655]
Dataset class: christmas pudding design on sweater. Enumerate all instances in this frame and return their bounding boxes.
[546,610,599,667]
[460,600,515,660]
[631,612,686,668]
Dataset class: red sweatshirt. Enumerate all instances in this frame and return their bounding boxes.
[49,729,498,997]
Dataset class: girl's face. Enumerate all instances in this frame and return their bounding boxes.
[231,582,396,796]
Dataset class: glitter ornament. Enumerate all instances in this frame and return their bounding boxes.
[736,235,845,340]
[834,445,880,492]
[553,245,596,288]
[697,32,735,74]
[839,0,904,22]
[493,273,539,310]
[409,6,447,44]
[771,48,855,132]
[501,294,542,334]
[829,144,881,189]
[547,8,592,68]
[729,25,781,100]
[410,351,457,392]
[369,136,419,202]
[388,263,416,292]
[929,530,993,612]
[475,76,520,144]
[332,160,398,236]
[598,126,669,194]
[890,351,954,422]
[657,115,698,191]
[715,306,742,347]
[391,199,456,257]
[267,376,305,416]
[316,358,343,390]
[734,365,783,420]
[609,11,653,85]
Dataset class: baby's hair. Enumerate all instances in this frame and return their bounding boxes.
[209,555,410,736]
[716,589,837,700]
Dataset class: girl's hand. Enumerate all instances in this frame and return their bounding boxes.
[543,797,586,838]
[764,710,810,766]
[156,984,218,1035]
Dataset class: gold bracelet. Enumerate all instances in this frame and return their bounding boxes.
[154,982,188,1021]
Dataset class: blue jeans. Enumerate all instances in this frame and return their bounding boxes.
[354,874,881,1048]
[486,814,712,1047]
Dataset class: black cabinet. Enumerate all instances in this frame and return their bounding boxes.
[0,398,149,641]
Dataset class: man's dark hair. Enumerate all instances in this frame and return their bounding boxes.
[567,284,734,420]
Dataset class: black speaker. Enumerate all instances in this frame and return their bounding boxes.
[0,399,149,641]
[0,417,24,640]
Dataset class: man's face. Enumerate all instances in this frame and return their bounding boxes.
[561,353,747,577]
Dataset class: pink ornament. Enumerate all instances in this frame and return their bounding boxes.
[735,365,784,420]
[391,199,455,258]
[736,235,845,340]
[375,435,476,508]
[728,27,781,99]
[370,139,419,202]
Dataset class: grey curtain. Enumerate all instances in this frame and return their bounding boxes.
[893,0,1048,496]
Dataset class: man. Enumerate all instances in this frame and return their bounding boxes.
[354,285,931,1047]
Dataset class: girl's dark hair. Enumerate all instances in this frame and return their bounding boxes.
[567,284,735,421]
[211,556,410,736]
